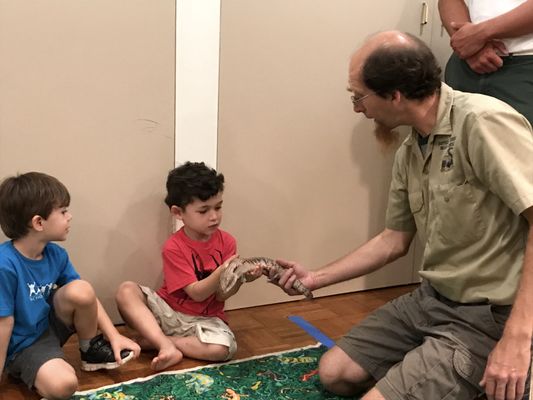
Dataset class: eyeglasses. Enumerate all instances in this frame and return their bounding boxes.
[350,93,372,106]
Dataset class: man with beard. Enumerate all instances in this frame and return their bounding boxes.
[272,31,533,400]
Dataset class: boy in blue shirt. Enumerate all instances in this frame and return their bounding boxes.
[0,172,140,400]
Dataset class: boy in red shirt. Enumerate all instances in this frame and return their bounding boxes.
[116,162,260,371]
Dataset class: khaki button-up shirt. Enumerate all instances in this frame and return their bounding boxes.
[386,83,533,304]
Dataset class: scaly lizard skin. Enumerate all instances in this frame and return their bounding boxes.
[219,256,313,299]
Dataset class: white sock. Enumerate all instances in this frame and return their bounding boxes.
[79,338,91,352]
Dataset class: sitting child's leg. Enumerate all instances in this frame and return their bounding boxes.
[169,336,231,362]
[54,280,132,371]
[34,359,78,400]
[116,282,183,371]
[52,280,97,338]
[153,299,237,362]
[5,301,78,399]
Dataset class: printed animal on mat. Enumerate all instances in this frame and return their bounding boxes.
[219,257,313,299]
[222,388,248,399]
[184,372,214,394]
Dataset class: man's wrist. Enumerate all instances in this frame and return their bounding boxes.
[477,20,496,42]
[503,316,533,342]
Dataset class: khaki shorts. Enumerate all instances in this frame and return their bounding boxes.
[139,286,236,360]
[337,281,531,400]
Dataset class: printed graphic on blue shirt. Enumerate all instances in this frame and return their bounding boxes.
[27,281,55,301]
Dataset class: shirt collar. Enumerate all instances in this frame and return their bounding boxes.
[404,82,455,147]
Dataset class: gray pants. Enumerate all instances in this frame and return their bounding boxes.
[337,281,531,400]
[6,307,74,388]
[445,52,533,127]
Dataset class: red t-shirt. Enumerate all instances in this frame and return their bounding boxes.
[156,227,236,322]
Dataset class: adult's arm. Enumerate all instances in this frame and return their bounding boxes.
[0,316,14,379]
[439,0,505,73]
[481,206,533,400]
[438,0,471,36]
[448,0,533,58]
[276,228,415,295]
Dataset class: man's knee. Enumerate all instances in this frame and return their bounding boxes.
[319,346,372,395]
[319,348,343,386]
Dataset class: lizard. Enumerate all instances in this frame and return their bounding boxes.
[219,256,313,299]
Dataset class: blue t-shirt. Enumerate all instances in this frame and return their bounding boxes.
[0,241,80,362]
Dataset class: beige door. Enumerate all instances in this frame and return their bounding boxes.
[0,0,175,322]
[218,0,450,309]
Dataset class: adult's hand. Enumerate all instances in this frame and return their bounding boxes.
[465,41,508,74]
[451,21,490,59]
[269,259,316,296]
[480,335,531,400]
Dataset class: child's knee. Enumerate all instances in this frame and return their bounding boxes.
[42,376,78,400]
[35,362,78,400]
[115,281,142,304]
[209,344,232,361]
[59,279,96,307]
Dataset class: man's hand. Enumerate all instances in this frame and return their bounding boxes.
[480,335,531,400]
[269,259,315,296]
[451,21,491,59]
[465,41,508,74]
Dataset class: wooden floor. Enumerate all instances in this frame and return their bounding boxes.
[0,284,417,400]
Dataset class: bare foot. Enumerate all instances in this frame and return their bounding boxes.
[151,345,183,371]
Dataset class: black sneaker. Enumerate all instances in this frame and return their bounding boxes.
[80,334,134,372]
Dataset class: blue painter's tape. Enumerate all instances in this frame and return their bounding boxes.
[288,315,335,349]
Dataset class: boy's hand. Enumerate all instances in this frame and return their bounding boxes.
[216,255,248,300]
[109,334,141,364]
[218,254,239,275]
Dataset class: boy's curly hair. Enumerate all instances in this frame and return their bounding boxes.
[164,162,224,209]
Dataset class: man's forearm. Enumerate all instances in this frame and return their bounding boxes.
[438,0,471,36]
[481,0,533,41]
[313,229,413,289]
[504,218,533,342]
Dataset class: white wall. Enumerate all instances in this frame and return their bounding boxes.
[175,1,220,168]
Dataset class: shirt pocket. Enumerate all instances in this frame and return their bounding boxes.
[408,191,425,235]
[434,181,487,246]
[409,191,424,214]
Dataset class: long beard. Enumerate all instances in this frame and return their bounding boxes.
[374,121,400,152]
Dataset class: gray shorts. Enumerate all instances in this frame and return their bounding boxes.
[140,286,237,360]
[6,307,75,389]
[337,281,531,400]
